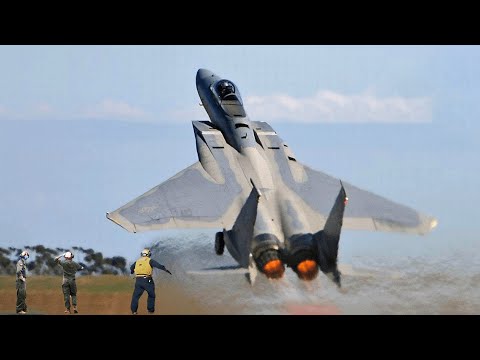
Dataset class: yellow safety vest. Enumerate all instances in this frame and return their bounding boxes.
[134,257,153,277]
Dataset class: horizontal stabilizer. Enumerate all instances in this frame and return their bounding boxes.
[187,265,247,276]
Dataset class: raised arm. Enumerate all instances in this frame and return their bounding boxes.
[54,253,65,265]
[150,259,172,275]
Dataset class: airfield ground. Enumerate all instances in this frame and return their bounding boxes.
[0,275,209,315]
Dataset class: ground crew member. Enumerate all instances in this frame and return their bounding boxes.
[54,251,85,314]
[16,250,29,314]
[130,248,172,314]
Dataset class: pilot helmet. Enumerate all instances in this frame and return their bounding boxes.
[218,81,233,96]
[141,248,152,257]
[223,81,233,92]
[64,251,74,259]
[20,250,29,260]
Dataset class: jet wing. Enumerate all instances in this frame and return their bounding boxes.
[252,121,437,235]
[106,161,243,233]
[298,165,437,234]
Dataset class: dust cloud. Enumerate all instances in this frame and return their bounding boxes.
[147,233,480,315]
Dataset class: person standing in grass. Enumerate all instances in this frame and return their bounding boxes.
[130,248,172,314]
[54,251,85,314]
[16,250,30,314]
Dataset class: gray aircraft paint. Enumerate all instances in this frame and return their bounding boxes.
[107,69,437,285]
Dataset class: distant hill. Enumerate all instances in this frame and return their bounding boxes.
[0,245,127,276]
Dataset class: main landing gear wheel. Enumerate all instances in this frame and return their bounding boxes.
[215,232,225,255]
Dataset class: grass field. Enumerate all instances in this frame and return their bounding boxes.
[0,275,210,315]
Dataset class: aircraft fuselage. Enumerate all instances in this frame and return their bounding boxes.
[196,69,320,281]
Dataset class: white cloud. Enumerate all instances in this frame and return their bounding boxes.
[168,90,432,124]
[35,102,54,114]
[168,104,207,123]
[83,99,150,121]
[0,91,432,124]
[243,90,432,123]
[0,104,10,119]
[0,99,151,122]
[0,102,59,121]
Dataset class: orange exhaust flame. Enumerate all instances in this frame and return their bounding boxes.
[296,260,319,281]
[263,259,285,279]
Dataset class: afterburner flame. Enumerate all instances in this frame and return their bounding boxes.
[263,259,285,279]
[296,260,319,281]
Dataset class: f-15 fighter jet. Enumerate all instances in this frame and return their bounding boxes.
[107,69,437,286]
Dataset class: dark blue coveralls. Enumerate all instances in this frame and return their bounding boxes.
[130,259,171,313]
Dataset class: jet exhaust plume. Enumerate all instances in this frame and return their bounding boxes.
[263,259,285,279]
[256,249,285,279]
[295,259,319,281]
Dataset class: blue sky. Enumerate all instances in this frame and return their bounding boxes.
[0,45,479,264]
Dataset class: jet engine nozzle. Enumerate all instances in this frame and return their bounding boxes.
[290,249,319,281]
[256,249,285,279]
[295,259,319,281]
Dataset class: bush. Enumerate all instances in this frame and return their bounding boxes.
[111,256,126,269]
[1,246,129,276]
[34,245,46,253]
[90,252,103,266]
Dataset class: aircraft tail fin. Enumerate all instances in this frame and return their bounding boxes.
[314,181,347,287]
[224,180,261,269]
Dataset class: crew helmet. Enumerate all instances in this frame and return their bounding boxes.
[64,251,74,259]
[141,249,151,257]
[20,250,29,260]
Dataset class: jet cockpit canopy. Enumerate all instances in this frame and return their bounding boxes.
[214,80,243,103]
[212,79,246,117]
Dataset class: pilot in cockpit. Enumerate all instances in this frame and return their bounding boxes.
[217,81,236,100]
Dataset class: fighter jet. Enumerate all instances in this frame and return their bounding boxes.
[106,69,437,286]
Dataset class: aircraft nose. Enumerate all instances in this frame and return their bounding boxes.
[196,68,216,82]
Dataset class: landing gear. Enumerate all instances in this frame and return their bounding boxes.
[215,232,225,255]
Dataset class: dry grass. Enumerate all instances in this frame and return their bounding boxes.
[0,275,210,315]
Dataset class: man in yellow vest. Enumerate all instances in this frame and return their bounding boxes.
[130,248,172,314]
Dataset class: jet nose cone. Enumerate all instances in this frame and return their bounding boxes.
[196,68,216,82]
